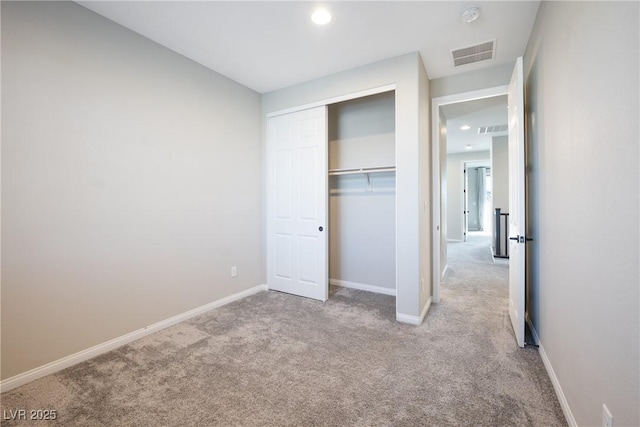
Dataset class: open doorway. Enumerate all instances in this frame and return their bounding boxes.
[464,161,493,239]
[431,60,527,347]
[431,86,509,304]
[441,94,507,261]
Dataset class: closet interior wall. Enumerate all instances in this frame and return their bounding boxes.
[328,91,397,294]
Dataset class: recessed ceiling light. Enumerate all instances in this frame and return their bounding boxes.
[461,6,480,23]
[460,125,471,131]
[465,144,473,150]
[312,9,332,25]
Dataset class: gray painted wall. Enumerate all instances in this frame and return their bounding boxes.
[1,2,262,380]
[263,52,431,320]
[418,58,431,311]
[329,93,396,290]
[430,62,513,98]
[491,136,509,253]
[446,151,490,241]
[525,2,639,425]
[491,136,509,216]
[329,92,396,170]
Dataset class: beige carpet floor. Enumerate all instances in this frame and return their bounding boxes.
[1,236,565,426]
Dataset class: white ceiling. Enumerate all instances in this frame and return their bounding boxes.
[78,1,540,94]
[441,95,507,154]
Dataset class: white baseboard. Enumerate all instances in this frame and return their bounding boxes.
[526,316,577,427]
[0,284,268,393]
[329,279,396,296]
[447,239,463,243]
[396,297,432,325]
[441,264,449,280]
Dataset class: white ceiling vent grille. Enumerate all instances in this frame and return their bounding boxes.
[478,124,508,135]
[451,40,496,67]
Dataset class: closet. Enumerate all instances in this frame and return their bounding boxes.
[328,91,397,296]
[266,90,396,301]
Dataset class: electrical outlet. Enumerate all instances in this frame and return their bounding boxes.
[231,266,237,278]
[602,404,613,427]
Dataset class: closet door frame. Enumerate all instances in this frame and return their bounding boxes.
[266,84,397,302]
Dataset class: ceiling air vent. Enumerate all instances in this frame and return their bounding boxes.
[478,124,508,135]
[451,40,496,67]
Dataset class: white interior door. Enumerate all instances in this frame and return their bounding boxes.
[267,106,328,301]
[508,57,526,347]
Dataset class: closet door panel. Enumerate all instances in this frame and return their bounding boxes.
[298,147,318,220]
[298,236,318,284]
[275,151,293,219]
[274,234,292,280]
[267,107,328,301]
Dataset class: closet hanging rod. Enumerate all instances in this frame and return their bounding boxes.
[328,166,396,176]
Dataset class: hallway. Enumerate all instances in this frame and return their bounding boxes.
[445,231,506,295]
[432,233,565,424]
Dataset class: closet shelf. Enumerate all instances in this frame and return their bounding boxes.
[329,166,395,192]
[328,166,396,176]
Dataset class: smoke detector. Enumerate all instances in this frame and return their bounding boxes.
[461,6,481,23]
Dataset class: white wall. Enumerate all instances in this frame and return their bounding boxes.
[263,52,431,321]
[329,93,396,291]
[1,2,262,380]
[525,2,639,425]
[446,151,490,241]
[491,136,509,214]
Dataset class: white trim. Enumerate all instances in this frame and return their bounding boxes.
[441,264,449,280]
[396,297,432,325]
[329,279,396,296]
[0,284,268,393]
[447,239,463,243]
[526,316,577,427]
[431,84,509,306]
[266,84,396,119]
[420,297,432,321]
[433,85,509,109]
[431,103,441,303]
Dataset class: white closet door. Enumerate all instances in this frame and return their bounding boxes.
[267,106,328,301]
